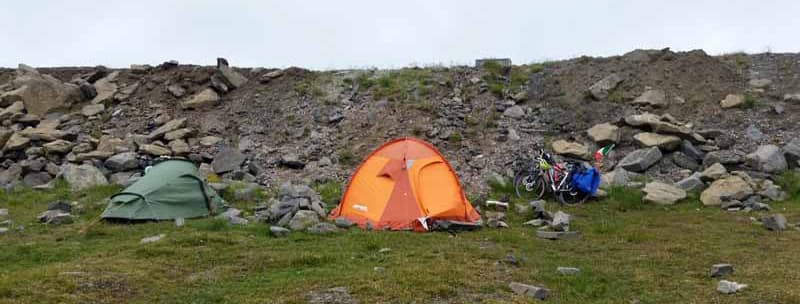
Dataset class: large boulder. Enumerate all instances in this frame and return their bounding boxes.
[643,182,687,205]
[700,176,753,206]
[618,147,662,172]
[61,163,108,191]
[1,64,83,116]
[181,88,220,109]
[632,89,667,107]
[588,74,622,100]
[586,123,620,145]
[745,145,787,173]
[551,140,590,160]
[633,132,682,151]
[211,146,246,174]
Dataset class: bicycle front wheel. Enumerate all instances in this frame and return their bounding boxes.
[514,171,545,200]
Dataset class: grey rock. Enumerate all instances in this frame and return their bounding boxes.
[783,139,800,168]
[551,139,590,160]
[704,150,745,166]
[710,264,734,278]
[308,286,358,304]
[618,147,662,172]
[147,118,187,139]
[551,211,571,231]
[701,163,727,181]
[587,123,620,145]
[140,234,166,244]
[524,219,546,226]
[279,153,306,169]
[759,182,787,201]
[557,267,581,275]
[643,182,686,205]
[109,171,140,187]
[104,152,139,171]
[0,164,23,187]
[216,58,249,89]
[61,163,108,191]
[334,217,355,228]
[503,105,526,119]
[509,282,549,300]
[671,152,700,171]
[288,210,320,231]
[81,103,105,116]
[37,210,73,225]
[761,214,787,231]
[744,124,764,141]
[536,230,581,240]
[211,146,246,174]
[307,222,340,234]
[166,85,186,98]
[681,140,705,161]
[23,172,51,187]
[720,94,744,109]
[675,173,705,192]
[181,88,220,109]
[746,145,787,173]
[700,176,753,206]
[632,89,667,107]
[601,168,639,188]
[4,64,83,116]
[588,73,622,100]
[270,226,290,237]
[717,280,747,294]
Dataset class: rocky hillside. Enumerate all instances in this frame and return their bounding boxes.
[1,48,799,200]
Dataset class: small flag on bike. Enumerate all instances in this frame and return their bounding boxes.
[593,144,615,161]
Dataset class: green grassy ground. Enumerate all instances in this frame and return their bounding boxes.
[1,182,799,304]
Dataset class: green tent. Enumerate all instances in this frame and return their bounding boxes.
[101,159,226,220]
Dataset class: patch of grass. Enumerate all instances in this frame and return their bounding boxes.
[313,181,343,205]
[3,182,800,303]
[776,170,800,201]
[337,148,356,166]
[366,69,433,102]
[743,93,758,108]
[448,131,462,144]
[607,89,624,103]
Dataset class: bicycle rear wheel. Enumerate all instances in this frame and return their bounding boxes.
[557,187,589,205]
[514,171,545,200]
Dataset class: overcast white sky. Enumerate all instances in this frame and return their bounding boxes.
[1,0,798,70]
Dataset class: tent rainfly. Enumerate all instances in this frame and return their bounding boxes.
[329,137,480,231]
[101,159,226,220]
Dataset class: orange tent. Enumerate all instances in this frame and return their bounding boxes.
[329,137,480,231]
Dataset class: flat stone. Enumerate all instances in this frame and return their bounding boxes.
[588,73,622,100]
[675,173,705,192]
[634,132,682,151]
[557,267,581,275]
[140,234,166,244]
[717,280,747,294]
[701,163,728,181]
[643,182,687,205]
[551,139,590,160]
[536,230,581,240]
[509,282,549,300]
[710,264,734,278]
[270,226,290,237]
[211,146,246,174]
[587,123,620,144]
[182,88,220,109]
[632,89,667,107]
[147,118,187,139]
[81,103,105,116]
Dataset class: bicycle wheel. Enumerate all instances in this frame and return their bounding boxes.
[514,171,545,200]
[557,186,589,205]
